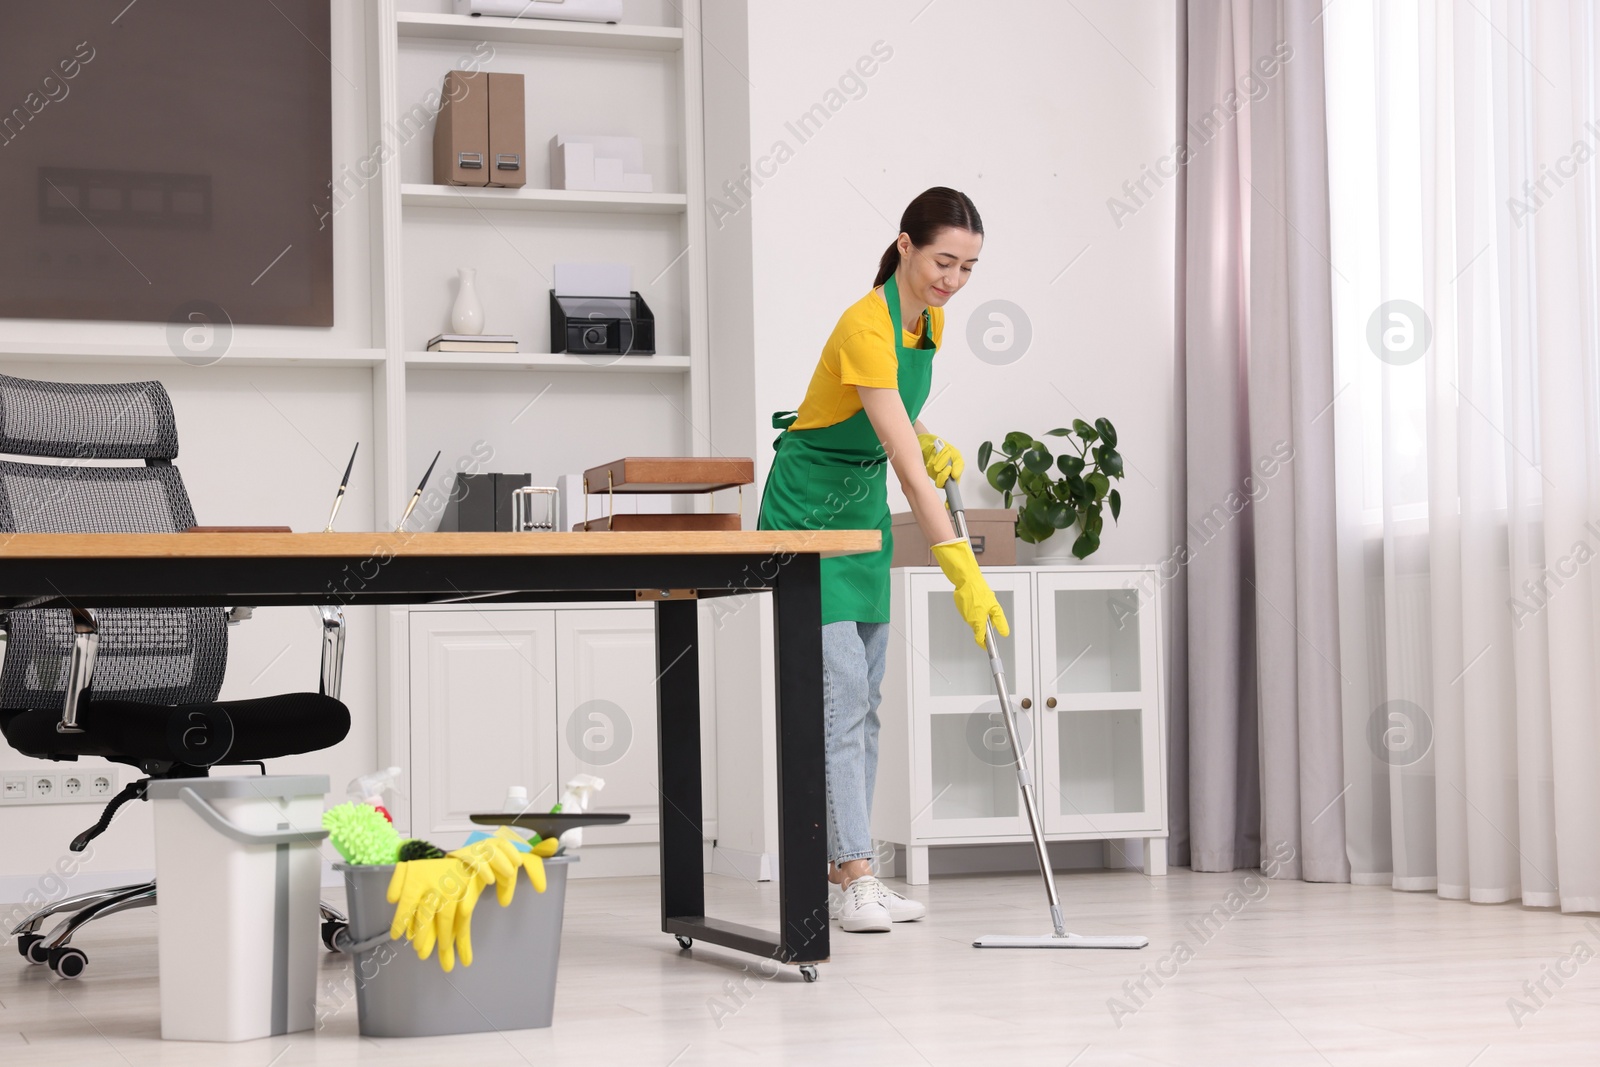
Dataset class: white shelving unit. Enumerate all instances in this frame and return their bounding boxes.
[369,0,713,846]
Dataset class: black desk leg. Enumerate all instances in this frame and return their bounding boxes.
[772,552,830,965]
[655,598,705,928]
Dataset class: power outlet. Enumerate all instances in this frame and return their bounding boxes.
[1,767,116,804]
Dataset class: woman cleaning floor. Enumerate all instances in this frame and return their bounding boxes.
[756,186,1010,933]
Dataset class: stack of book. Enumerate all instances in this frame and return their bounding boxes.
[425,334,518,353]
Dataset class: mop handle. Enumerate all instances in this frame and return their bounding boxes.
[939,458,1004,658]
[940,459,1068,936]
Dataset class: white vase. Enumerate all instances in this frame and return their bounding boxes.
[451,268,484,335]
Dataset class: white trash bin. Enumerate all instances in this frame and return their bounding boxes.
[148,775,329,1042]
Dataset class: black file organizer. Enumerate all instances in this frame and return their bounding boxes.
[549,291,656,356]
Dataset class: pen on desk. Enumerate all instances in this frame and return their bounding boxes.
[323,442,359,533]
[395,450,441,532]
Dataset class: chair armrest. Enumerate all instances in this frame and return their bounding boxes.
[319,606,346,701]
[58,608,98,734]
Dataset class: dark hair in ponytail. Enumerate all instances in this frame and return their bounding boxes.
[873,186,983,289]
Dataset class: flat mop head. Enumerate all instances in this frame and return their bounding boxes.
[974,933,1150,949]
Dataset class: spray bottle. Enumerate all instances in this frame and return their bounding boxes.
[347,766,403,823]
[552,773,604,849]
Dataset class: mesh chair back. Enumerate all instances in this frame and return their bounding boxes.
[0,375,179,460]
[0,374,226,710]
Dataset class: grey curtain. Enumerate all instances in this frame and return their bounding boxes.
[1177,0,1350,882]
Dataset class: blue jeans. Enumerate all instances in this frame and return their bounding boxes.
[822,620,889,864]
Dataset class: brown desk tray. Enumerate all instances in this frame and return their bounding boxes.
[186,526,294,533]
[573,513,741,532]
[582,457,754,494]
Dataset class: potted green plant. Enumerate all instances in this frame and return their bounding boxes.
[977,419,1124,561]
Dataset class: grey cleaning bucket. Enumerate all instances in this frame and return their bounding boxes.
[336,855,572,1036]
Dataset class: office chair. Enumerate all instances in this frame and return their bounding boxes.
[0,373,352,979]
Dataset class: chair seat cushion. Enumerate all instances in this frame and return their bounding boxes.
[0,692,350,766]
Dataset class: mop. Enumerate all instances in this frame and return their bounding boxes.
[941,471,1149,950]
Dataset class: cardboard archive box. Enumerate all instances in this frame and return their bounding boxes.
[485,72,525,188]
[432,71,525,187]
[889,508,1017,568]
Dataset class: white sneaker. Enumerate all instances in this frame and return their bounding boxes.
[879,885,927,923]
[836,875,892,933]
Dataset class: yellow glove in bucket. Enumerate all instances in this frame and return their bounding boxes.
[932,537,1010,648]
[386,857,487,972]
[388,830,558,971]
[449,839,521,906]
[452,835,537,904]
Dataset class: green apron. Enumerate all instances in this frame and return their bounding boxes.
[757,276,935,624]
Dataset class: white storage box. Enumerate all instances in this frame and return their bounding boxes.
[148,775,329,1042]
[453,0,623,24]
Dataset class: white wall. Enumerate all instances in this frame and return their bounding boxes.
[704,0,1180,869]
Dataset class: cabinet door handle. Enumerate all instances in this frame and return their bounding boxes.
[1045,696,1058,709]
[1019,697,1032,710]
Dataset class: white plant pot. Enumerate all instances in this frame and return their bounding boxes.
[451,267,485,335]
[1032,516,1089,564]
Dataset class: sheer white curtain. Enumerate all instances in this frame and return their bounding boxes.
[1326,1,1600,910]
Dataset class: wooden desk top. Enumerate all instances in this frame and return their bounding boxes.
[0,530,880,560]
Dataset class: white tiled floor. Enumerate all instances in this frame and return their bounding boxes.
[4,867,1599,1065]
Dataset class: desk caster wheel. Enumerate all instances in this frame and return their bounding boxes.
[49,946,87,980]
[799,964,818,983]
[18,933,47,965]
[675,935,693,951]
[322,920,351,953]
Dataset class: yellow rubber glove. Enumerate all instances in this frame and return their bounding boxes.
[449,838,521,907]
[494,826,557,891]
[446,864,493,970]
[387,858,480,970]
[917,433,964,488]
[464,832,550,906]
[931,538,1010,648]
[491,825,558,859]
[522,851,548,894]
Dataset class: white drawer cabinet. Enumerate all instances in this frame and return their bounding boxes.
[408,610,558,839]
[874,566,1168,884]
[407,605,664,869]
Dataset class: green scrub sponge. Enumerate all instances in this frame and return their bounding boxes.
[323,802,401,865]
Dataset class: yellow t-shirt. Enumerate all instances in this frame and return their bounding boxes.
[789,289,945,431]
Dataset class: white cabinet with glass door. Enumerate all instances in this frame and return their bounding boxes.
[874,566,1167,885]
